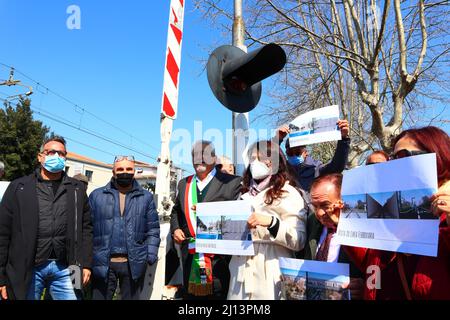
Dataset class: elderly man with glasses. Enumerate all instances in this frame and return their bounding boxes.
[88,154,160,300]
[0,135,93,300]
[302,173,365,299]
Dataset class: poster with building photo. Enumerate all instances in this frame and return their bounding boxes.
[195,200,254,256]
[337,153,439,257]
[279,258,350,300]
[288,105,341,147]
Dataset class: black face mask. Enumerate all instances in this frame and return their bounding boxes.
[115,173,134,188]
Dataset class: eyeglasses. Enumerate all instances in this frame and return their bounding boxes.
[42,149,67,158]
[313,203,335,213]
[390,149,428,160]
[114,155,135,162]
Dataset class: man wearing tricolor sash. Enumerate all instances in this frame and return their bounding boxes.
[170,141,242,299]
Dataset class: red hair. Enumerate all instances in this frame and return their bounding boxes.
[392,126,450,185]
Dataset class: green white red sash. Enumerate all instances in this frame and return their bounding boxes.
[184,175,197,254]
[184,175,214,296]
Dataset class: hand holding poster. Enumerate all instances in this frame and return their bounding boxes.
[288,105,341,147]
[195,200,254,256]
[336,153,439,257]
[279,258,350,300]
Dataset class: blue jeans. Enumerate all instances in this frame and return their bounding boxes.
[27,260,77,300]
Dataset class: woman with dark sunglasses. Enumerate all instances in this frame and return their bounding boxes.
[345,126,450,300]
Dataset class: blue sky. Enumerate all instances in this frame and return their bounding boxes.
[0,0,274,174]
[0,1,448,175]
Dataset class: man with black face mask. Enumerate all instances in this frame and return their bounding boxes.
[89,155,160,300]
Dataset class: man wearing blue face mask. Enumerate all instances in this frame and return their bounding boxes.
[274,119,350,192]
[0,136,93,300]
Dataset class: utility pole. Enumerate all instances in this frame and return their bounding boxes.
[0,68,33,99]
[232,0,250,176]
[207,3,286,171]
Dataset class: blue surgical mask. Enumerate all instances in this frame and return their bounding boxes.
[43,154,66,173]
[287,155,304,166]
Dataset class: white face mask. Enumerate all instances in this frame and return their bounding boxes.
[250,160,271,180]
[195,164,208,174]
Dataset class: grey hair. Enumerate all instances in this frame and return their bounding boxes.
[40,135,67,152]
[191,140,216,165]
[191,140,216,157]
[0,161,4,172]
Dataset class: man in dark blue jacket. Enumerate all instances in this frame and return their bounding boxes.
[89,155,160,300]
[274,119,350,192]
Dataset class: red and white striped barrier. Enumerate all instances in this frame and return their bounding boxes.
[161,0,185,119]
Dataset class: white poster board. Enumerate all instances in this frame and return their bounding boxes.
[288,105,341,147]
[195,200,254,256]
[336,153,439,257]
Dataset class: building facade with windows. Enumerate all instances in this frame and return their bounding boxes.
[65,152,185,197]
[65,152,113,194]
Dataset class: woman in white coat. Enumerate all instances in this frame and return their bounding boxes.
[228,140,307,300]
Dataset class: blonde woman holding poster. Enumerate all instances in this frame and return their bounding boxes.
[227,141,307,300]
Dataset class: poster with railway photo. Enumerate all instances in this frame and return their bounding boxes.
[279,258,350,300]
[195,200,254,256]
[288,105,341,147]
[337,153,440,257]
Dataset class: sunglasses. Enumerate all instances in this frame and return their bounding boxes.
[42,149,67,158]
[391,149,428,160]
[114,155,135,162]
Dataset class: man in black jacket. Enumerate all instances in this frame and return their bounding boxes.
[0,136,93,300]
[274,119,350,192]
[170,140,241,300]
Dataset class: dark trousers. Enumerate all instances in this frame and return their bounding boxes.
[181,252,231,300]
[92,262,144,300]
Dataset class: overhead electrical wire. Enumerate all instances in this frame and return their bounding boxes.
[0,62,161,153]
[1,98,192,173]
[64,137,117,158]
[30,104,159,162]
[0,63,193,174]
